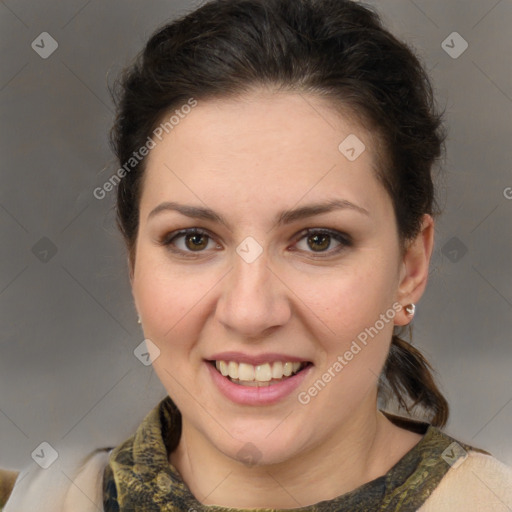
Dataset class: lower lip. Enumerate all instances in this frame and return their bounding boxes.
[205,362,313,406]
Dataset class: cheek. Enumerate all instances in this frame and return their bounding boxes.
[288,258,398,396]
[132,261,212,399]
[132,253,211,353]
[289,257,397,337]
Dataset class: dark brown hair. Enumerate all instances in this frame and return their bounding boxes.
[110,0,448,426]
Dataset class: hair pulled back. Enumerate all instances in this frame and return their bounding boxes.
[111,0,448,426]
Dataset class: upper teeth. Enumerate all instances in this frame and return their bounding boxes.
[215,361,303,381]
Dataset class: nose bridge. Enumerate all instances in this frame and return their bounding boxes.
[232,247,270,296]
[216,243,290,337]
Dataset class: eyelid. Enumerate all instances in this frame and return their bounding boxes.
[159,227,212,245]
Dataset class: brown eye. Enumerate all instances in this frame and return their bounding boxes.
[306,233,331,252]
[294,229,352,255]
[161,228,219,255]
[184,232,209,251]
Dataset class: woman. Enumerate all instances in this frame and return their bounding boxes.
[2,0,511,510]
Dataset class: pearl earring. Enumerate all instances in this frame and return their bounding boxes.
[404,303,416,316]
[137,315,142,324]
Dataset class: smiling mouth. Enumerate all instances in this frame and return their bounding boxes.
[208,360,312,387]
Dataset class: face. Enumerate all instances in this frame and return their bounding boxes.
[131,90,419,466]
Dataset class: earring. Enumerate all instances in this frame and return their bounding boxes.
[137,315,142,324]
[404,303,416,316]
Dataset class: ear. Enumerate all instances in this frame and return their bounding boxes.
[394,214,435,326]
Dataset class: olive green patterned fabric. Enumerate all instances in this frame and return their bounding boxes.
[102,396,484,512]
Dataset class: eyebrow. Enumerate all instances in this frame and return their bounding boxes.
[147,199,370,230]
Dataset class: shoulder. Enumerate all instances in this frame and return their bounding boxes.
[61,448,112,511]
[419,449,512,511]
[2,448,111,512]
[0,469,19,510]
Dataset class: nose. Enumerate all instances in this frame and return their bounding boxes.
[215,249,292,340]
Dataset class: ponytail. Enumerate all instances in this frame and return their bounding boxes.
[380,330,449,428]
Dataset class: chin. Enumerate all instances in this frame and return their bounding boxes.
[217,428,309,468]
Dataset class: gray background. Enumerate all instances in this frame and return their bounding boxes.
[1,0,511,472]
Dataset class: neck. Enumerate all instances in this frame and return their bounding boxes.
[169,396,418,508]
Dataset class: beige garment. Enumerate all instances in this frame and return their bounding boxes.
[3,449,109,512]
[418,451,512,511]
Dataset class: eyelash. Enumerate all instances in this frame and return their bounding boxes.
[159,227,352,258]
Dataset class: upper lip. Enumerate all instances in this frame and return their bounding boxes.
[207,352,312,366]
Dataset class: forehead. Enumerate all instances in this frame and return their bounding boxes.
[139,91,390,220]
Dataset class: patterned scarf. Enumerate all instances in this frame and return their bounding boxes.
[102,396,480,511]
